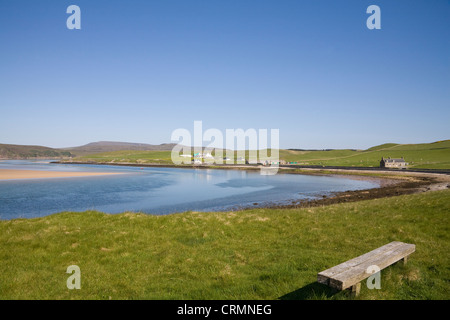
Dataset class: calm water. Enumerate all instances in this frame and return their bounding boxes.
[0,160,379,220]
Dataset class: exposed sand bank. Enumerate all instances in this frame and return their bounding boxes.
[0,169,123,180]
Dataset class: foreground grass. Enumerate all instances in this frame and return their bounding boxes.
[0,189,449,300]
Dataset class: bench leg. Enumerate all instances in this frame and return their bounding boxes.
[402,255,408,265]
[348,283,361,297]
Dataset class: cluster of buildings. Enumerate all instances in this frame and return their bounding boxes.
[189,156,297,166]
[193,152,214,159]
[181,153,409,169]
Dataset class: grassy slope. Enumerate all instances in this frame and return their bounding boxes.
[279,140,450,168]
[0,144,72,159]
[76,150,174,164]
[74,140,450,169]
[62,142,177,157]
[1,189,449,300]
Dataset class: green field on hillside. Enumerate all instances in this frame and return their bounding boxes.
[1,189,449,300]
[76,150,174,164]
[74,140,450,169]
[278,141,450,169]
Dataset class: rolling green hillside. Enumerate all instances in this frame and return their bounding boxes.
[278,140,450,169]
[75,150,174,164]
[73,140,450,169]
[61,141,177,156]
[0,141,176,160]
[0,144,72,159]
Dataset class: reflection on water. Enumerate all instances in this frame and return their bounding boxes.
[0,160,379,220]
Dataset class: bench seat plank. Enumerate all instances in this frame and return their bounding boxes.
[318,241,403,282]
[318,241,415,290]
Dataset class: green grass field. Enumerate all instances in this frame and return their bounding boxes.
[74,140,450,169]
[1,189,449,300]
[278,140,450,169]
[76,150,174,164]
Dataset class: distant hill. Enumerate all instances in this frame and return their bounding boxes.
[0,141,177,159]
[365,143,399,151]
[61,141,178,156]
[0,144,73,159]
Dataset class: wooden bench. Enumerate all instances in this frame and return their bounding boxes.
[317,241,415,296]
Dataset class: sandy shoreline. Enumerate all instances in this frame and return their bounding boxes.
[0,169,123,180]
[256,172,450,210]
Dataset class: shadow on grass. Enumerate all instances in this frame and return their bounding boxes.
[278,282,338,300]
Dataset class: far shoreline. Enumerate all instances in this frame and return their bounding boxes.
[50,159,450,174]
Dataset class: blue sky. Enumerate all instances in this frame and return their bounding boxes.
[0,0,449,149]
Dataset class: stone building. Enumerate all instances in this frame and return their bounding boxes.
[380,157,408,169]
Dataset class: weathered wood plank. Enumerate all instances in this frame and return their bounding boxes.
[317,241,403,284]
[331,243,415,290]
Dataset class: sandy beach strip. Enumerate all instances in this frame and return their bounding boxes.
[0,169,123,180]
